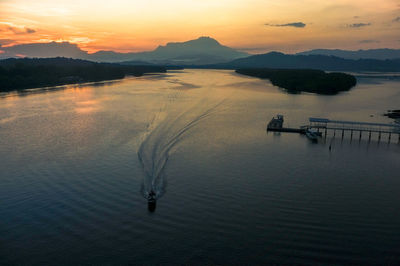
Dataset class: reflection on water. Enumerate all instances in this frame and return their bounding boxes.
[0,70,400,265]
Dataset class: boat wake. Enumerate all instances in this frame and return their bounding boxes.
[138,91,227,204]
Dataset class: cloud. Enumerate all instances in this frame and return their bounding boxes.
[347,23,371,28]
[265,22,306,28]
[393,17,400,22]
[0,23,36,34]
[0,39,14,46]
[359,39,380,44]
[25,28,36,34]
[8,26,36,34]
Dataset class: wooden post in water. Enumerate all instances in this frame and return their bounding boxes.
[334,129,336,137]
[369,131,371,141]
[342,129,344,139]
[350,130,353,140]
[378,132,381,141]
[325,128,327,136]
[388,133,391,143]
[359,131,362,140]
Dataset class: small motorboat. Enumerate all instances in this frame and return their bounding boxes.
[305,128,319,142]
[147,190,156,212]
[384,110,400,119]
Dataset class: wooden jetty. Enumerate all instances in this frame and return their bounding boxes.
[308,117,400,143]
[267,115,400,143]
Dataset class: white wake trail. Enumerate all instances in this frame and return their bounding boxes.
[138,93,227,200]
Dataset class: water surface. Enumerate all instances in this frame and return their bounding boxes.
[1,70,400,265]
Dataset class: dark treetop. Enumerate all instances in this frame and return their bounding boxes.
[0,57,166,92]
[236,68,357,95]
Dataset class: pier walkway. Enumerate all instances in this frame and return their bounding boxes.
[308,117,400,142]
[267,115,400,143]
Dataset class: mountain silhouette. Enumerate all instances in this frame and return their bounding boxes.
[0,42,87,59]
[2,39,400,70]
[94,37,248,64]
[297,48,400,60]
[0,37,248,65]
[214,52,400,71]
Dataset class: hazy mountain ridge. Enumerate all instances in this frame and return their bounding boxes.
[0,37,248,65]
[0,42,87,59]
[297,48,400,60]
[214,52,400,72]
[2,38,400,70]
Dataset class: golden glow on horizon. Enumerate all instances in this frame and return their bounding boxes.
[0,0,399,53]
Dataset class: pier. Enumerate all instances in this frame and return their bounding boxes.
[308,117,400,142]
[267,115,400,143]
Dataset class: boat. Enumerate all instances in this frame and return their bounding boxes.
[147,190,157,212]
[267,114,284,130]
[305,128,319,141]
[384,110,400,119]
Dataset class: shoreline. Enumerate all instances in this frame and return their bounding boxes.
[0,73,169,97]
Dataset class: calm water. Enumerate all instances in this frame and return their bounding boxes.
[1,70,400,265]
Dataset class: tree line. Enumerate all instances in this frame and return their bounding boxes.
[0,57,166,92]
[236,68,357,94]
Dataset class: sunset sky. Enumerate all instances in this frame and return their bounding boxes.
[0,0,399,53]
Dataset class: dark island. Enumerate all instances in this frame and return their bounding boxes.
[235,68,357,94]
[0,57,166,92]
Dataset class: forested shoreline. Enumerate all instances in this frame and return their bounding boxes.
[236,68,357,94]
[0,57,166,92]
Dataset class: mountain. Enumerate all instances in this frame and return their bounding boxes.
[0,42,87,59]
[93,36,248,64]
[297,49,400,60]
[215,52,400,72]
[0,37,248,65]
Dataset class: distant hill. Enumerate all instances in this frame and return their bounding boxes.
[214,52,400,72]
[297,49,400,60]
[0,37,248,65]
[0,42,87,59]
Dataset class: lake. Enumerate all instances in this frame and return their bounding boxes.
[1,69,400,265]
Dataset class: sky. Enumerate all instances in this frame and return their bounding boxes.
[0,0,400,53]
